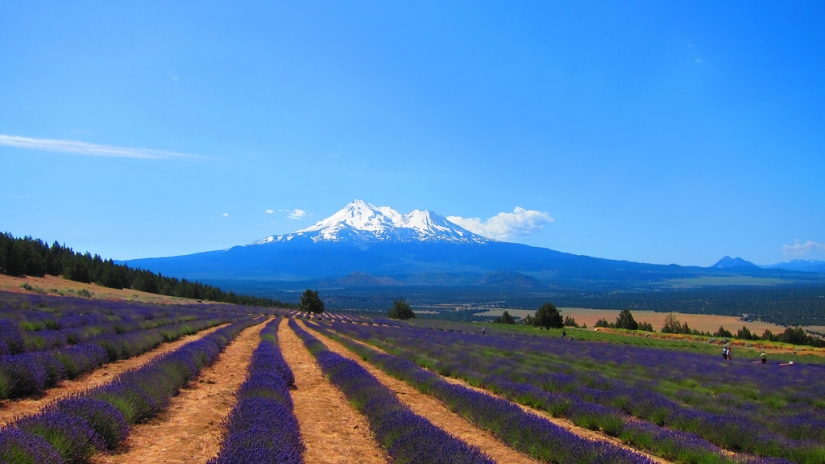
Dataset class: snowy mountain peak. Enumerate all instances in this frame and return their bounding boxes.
[253,200,491,245]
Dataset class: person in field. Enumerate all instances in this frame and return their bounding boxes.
[761,351,767,364]
[562,329,567,340]
[723,346,728,360]
[727,346,732,360]
[482,327,486,335]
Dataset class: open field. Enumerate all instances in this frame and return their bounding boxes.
[0,274,213,305]
[2,290,824,463]
[664,276,793,287]
[473,307,789,334]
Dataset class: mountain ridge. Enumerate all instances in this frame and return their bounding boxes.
[252,200,489,245]
[122,200,825,289]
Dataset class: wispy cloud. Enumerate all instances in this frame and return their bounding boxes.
[222,213,229,217]
[279,208,308,220]
[0,134,203,160]
[265,209,275,214]
[448,207,554,240]
[782,240,825,258]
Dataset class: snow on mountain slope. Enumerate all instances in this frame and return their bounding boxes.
[252,199,491,245]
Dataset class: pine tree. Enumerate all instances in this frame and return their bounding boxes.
[300,289,325,314]
[388,298,415,320]
[534,302,564,329]
[615,309,639,330]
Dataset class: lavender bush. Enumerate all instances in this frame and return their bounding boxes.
[210,318,303,463]
[309,322,655,464]
[290,319,493,464]
[0,317,262,462]
[320,319,825,463]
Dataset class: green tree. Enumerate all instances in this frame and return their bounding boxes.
[714,326,733,338]
[300,289,325,314]
[615,309,639,330]
[661,313,682,333]
[737,326,754,340]
[594,318,611,328]
[387,297,415,320]
[638,321,654,332]
[494,310,516,324]
[534,302,564,329]
[778,326,809,345]
[563,315,579,328]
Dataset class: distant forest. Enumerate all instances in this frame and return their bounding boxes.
[253,284,825,327]
[0,233,296,308]
[550,287,825,327]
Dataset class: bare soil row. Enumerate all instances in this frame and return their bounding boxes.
[89,320,268,463]
[4,315,675,463]
[0,323,229,427]
[305,322,670,464]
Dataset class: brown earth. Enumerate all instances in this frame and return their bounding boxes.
[475,307,788,335]
[0,323,228,427]
[319,324,670,464]
[90,320,267,464]
[279,318,389,464]
[298,320,538,464]
[0,274,215,305]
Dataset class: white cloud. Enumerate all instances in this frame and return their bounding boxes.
[279,208,307,220]
[222,213,229,217]
[782,240,825,258]
[265,209,275,214]
[447,207,554,240]
[0,134,203,160]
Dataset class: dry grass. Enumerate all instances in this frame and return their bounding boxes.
[0,274,211,305]
[474,307,789,334]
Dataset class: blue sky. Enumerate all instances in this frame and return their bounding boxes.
[1,1,823,266]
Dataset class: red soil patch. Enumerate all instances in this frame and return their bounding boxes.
[0,323,228,427]
[299,321,538,464]
[90,320,267,464]
[279,318,388,464]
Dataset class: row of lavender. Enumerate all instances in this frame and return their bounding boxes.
[209,317,304,463]
[0,292,248,355]
[289,318,494,463]
[0,291,257,400]
[0,317,262,463]
[0,316,228,400]
[305,320,655,464]
[322,320,815,464]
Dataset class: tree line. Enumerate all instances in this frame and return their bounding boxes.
[494,302,825,349]
[0,232,296,308]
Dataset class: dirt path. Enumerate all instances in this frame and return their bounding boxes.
[299,321,537,464]
[279,318,388,464]
[320,324,670,464]
[90,320,267,464]
[0,323,229,427]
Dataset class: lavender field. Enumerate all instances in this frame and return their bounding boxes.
[1,290,823,463]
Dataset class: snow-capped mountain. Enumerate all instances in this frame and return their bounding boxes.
[123,200,825,289]
[252,200,490,245]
